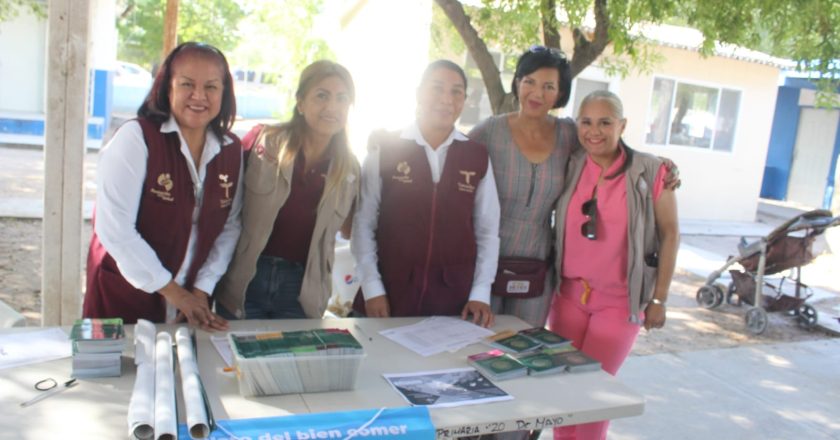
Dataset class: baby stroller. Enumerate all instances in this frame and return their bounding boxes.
[695,209,840,335]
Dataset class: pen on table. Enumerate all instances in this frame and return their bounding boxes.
[353,324,373,341]
[20,379,78,408]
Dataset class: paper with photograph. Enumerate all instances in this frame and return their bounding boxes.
[383,367,513,408]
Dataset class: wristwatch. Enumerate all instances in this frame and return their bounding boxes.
[650,298,666,306]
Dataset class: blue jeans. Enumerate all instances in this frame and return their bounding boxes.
[233,255,307,319]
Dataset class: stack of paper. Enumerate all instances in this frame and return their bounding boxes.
[70,318,126,378]
[379,316,495,357]
[230,329,365,397]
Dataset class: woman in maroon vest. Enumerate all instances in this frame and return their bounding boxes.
[84,42,242,331]
[214,61,360,320]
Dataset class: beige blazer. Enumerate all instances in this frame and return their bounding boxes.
[215,130,360,318]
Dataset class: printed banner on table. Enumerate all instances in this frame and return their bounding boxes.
[177,406,434,440]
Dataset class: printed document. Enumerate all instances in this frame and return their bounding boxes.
[379,316,494,356]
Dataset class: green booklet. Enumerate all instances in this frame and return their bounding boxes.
[488,333,542,353]
[232,329,363,359]
[518,328,572,349]
[467,349,527,380]
[515,347,576,376]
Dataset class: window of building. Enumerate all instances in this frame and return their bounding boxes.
[645,77,741,152]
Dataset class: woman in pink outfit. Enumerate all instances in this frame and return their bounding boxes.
[548,90,680,440]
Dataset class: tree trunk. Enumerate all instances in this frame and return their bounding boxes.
[568,0,610,78]
[540,0,560,49]
[434,0,511,115]
[162,0,179,61]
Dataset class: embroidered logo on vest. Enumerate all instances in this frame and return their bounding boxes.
[151,173,174,202]
[392,161,412,184]
[219,174,234,208]
[457,170,477,193]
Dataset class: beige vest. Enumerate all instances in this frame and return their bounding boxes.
[553,146,661,324]
[215,131,360,318]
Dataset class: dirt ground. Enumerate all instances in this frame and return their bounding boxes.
[0,217,835,356]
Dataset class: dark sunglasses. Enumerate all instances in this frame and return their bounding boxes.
[528,45,567,60]
[581,197,597,240]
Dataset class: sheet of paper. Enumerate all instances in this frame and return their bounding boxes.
[378,316,494,357]
[0,327,71,370]
[210,335,234,367]
[383,367,513,408]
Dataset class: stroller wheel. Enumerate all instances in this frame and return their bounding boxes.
[796,304,818,330]
[696,285,724,309]
[745,307,768,335]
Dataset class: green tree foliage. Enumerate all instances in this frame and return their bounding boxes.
[0,0,45,24]
[116,0,245,69]
[228,0,333,111]
[434,0,840,114]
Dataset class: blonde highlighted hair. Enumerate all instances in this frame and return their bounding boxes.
[260,60,356,209]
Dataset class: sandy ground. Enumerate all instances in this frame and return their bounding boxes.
[0,217,835,356]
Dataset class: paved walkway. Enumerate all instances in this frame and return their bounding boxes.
[610,338,840,439]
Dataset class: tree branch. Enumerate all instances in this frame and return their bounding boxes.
[540,0,560,49]
[434,0,508,114]
[570,0,610,78]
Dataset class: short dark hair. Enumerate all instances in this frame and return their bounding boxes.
[420,59,468,90]
[138,42,236,140]
[511,45,571,109]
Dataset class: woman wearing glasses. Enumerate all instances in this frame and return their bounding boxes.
[214,60,359,320]
[84,42,240,331]
[549,90,679,440]
[467,46,577,327]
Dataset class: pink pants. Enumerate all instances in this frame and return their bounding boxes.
[547,279,642,440]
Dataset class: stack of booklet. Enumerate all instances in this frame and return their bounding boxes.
[487,327,573,353]
[70,318,126,378]
[229,328,365,397]
[467,349,528,380]
[516,346,601,375]
[468,346,601,379]
[471,328,600,379]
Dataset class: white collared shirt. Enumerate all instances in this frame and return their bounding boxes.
[351,122,501,305]
[94,116,243,322]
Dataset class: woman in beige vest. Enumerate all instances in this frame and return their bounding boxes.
[214,60,360,319]
[549,90,679,440]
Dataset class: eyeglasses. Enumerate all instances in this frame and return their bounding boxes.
[581,197,597,240]
[528,45,567,60]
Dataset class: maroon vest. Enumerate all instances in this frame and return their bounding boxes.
[83,118,242,324]
[354,132,488,316]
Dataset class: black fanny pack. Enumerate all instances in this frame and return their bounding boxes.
[491,257,548,298]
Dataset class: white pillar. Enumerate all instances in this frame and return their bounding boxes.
[42,0,90,326]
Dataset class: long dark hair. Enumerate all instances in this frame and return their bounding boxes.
[138,42,236,140]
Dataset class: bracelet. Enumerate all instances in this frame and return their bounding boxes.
[650,298,666,306]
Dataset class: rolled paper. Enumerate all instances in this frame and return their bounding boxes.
[176,327,209,439]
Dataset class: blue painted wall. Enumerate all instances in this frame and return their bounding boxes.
[760,86,801,200]
[91,69,114,134]
[824,116,840,208]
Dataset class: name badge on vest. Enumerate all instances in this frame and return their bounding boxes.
[392,161,413,184]
[151,173,175,202]
[219,174,233,208]
[457,170,477,193]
